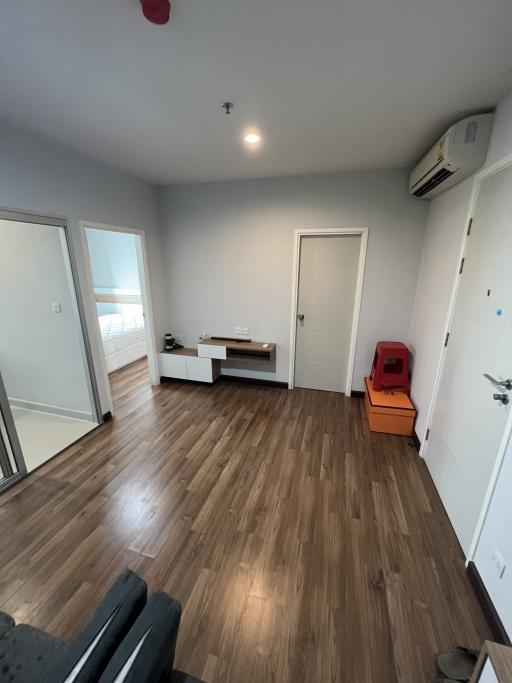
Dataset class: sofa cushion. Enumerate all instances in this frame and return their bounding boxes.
[98,591,181,683]
[0,623,65,683]
[45,570,147,683]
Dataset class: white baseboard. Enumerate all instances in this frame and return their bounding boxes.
[8,397,95,423]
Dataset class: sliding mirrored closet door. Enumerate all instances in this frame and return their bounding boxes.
[0,373,26,490]
[0,211,100,483]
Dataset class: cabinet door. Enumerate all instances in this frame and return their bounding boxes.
[186,356,213,383]
[159,353,187,379]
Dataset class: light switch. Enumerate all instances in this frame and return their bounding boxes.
[51,302,62,313]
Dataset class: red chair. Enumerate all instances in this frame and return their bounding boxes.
[371,342,410,393]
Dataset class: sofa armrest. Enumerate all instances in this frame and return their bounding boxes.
[46,569,147,683]
[98,591,182,683]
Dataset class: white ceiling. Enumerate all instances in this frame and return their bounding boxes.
[2,0,512,184]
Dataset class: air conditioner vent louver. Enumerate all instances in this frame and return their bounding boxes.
[412,167,454,197]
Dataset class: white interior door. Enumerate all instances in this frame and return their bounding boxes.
[294,234,360,393]
[425,164,512,555]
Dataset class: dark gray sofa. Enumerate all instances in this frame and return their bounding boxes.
[0,570,203,683]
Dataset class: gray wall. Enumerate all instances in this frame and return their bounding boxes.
[85,228,141,315]
[0,121,167,413]
[158,169,428,390]
[86,229,140,292]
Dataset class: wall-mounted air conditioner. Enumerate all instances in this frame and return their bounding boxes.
[409,113,494,199]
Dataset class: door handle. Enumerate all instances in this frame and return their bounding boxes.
[297,313,305,321]
[484,373,512,391]
[493,393,509,405]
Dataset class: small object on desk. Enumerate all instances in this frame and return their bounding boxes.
[164,333,184,352]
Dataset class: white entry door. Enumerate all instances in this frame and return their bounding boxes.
[294,234,361,393]
[425,163,512,555]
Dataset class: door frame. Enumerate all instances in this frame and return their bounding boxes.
[288,227,368,396]
[420,151,512,564]
[79,221,160,409]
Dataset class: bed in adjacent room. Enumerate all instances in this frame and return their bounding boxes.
[95,291,147,373]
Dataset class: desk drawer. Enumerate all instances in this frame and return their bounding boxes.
[198,343,226,360]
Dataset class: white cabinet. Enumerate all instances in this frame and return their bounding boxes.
[159,351,220,384]
[159,352,188,380]
[186,355,218,382]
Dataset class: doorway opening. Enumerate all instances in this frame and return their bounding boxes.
[82,223,159,413]
[289,228,368,396]
[0,210,100,487]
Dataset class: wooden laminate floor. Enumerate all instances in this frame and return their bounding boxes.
[0,359,490,682]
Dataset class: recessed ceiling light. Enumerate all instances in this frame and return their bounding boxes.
[243,132,262,145]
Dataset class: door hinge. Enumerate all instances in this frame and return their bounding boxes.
[459,257,465,274]
[444,332,450,347]
[425,428,430,441]
[467,218,473,236]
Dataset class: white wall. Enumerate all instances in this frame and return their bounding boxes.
[473,433,512,636]
[407,178,473,439]
[471,92,512,638]
[0,121,167,414]
[0,221,93,417]
[158,169,428,389]
[486,91,512,166]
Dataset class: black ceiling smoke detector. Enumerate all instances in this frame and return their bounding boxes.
[221,102,234,115]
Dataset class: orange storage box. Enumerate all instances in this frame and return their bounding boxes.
[364,377,416,436]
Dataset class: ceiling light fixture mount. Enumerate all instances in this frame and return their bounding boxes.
[221,102,234,115]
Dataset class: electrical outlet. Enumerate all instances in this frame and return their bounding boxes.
[492,548,506,579]
[235,326,242,335]
[51,301,62,313]
[174,334,183,344]
[241,327,249,335]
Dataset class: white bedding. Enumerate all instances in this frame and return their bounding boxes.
[99,312,147,372]
[99,312,145,341]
